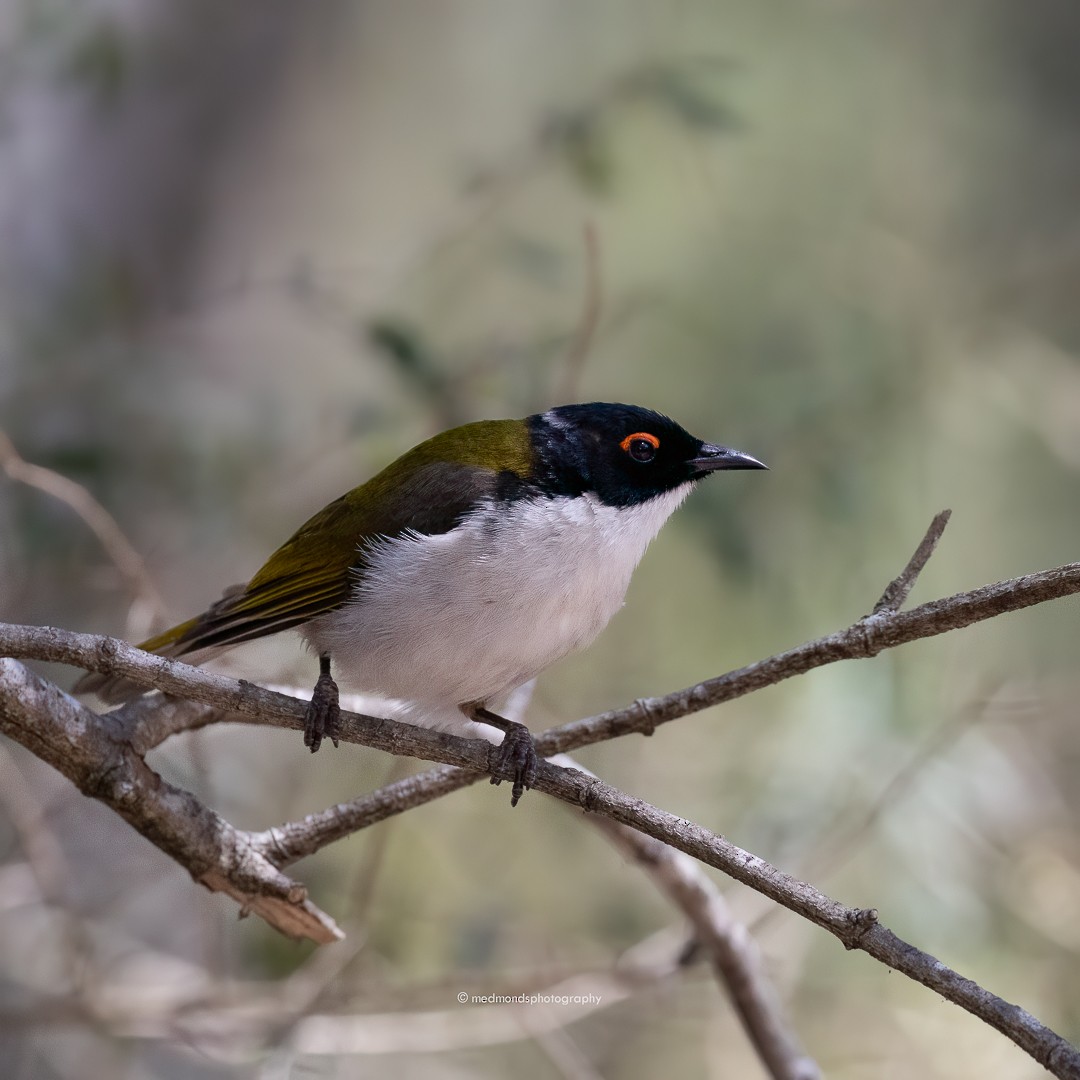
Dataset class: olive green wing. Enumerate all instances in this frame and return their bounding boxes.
[157,418,533,656]
[75,419,533,701]
[145,459,503,657]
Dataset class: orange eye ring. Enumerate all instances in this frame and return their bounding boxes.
[620,431,660,453]
[620,431,660,462]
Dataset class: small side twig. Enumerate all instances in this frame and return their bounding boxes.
[0,429,166,631]
[873,508,952,614]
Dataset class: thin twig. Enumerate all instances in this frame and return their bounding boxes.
[114,694,241,755]
[873,508,952,614]
[0,429,166,631]
[255,764,478,867]
[537,556,1080,758]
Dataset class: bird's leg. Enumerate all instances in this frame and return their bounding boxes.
[463,703,539,807]
[304,653,341,753]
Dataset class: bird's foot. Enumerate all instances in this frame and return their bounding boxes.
[492,722,540,807]
[464,704,539,807]
[304,656,340,753]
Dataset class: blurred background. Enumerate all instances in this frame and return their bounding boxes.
[2,1,1080,1077]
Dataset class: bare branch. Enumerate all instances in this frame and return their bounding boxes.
[3,555,1080,878]
[114,694,236,755]
[0,659,341,944]
[558,754,820,1080]
[873,509,952,613]
[535,765,1080,1080]
[5,547,1080,1074]
[253,763,476,868]
[3,649,1078,1075]
[539,557,1080,756]
[7,559,1080,786]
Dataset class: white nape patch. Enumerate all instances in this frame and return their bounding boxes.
[304,485,693,719]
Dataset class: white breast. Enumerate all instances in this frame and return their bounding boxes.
[304,485,692,715]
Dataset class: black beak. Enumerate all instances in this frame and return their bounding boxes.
[689,443,769,474]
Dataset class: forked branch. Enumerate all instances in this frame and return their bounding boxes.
[2,514,1080,1076]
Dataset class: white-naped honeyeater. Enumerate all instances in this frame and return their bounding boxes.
[77,402,767,804]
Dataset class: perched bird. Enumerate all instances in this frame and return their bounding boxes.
[77,402,766,804]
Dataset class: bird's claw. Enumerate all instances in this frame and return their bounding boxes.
[304,671,340,753]
[490,723,539,807]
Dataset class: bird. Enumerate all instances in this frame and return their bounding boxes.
[77,402,766,804]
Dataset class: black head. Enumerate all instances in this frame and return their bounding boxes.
[527,402,766,508]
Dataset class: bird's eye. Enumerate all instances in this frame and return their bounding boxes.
[620,431,660,463]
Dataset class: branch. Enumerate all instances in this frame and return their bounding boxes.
[3,546,1080,873]
[0,659,341,944]
[532,765,1080,1078]
[5,542,1080,1074]
[557,754,820,1080]
[4,548,1080,888]
[234,513,978,862]
[13,554,1078,776]
[259,759,822,1079]
[539,556,1080,757]
[253,762,477,867]
[1,656,1078,1075]
[255,514,970,885]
